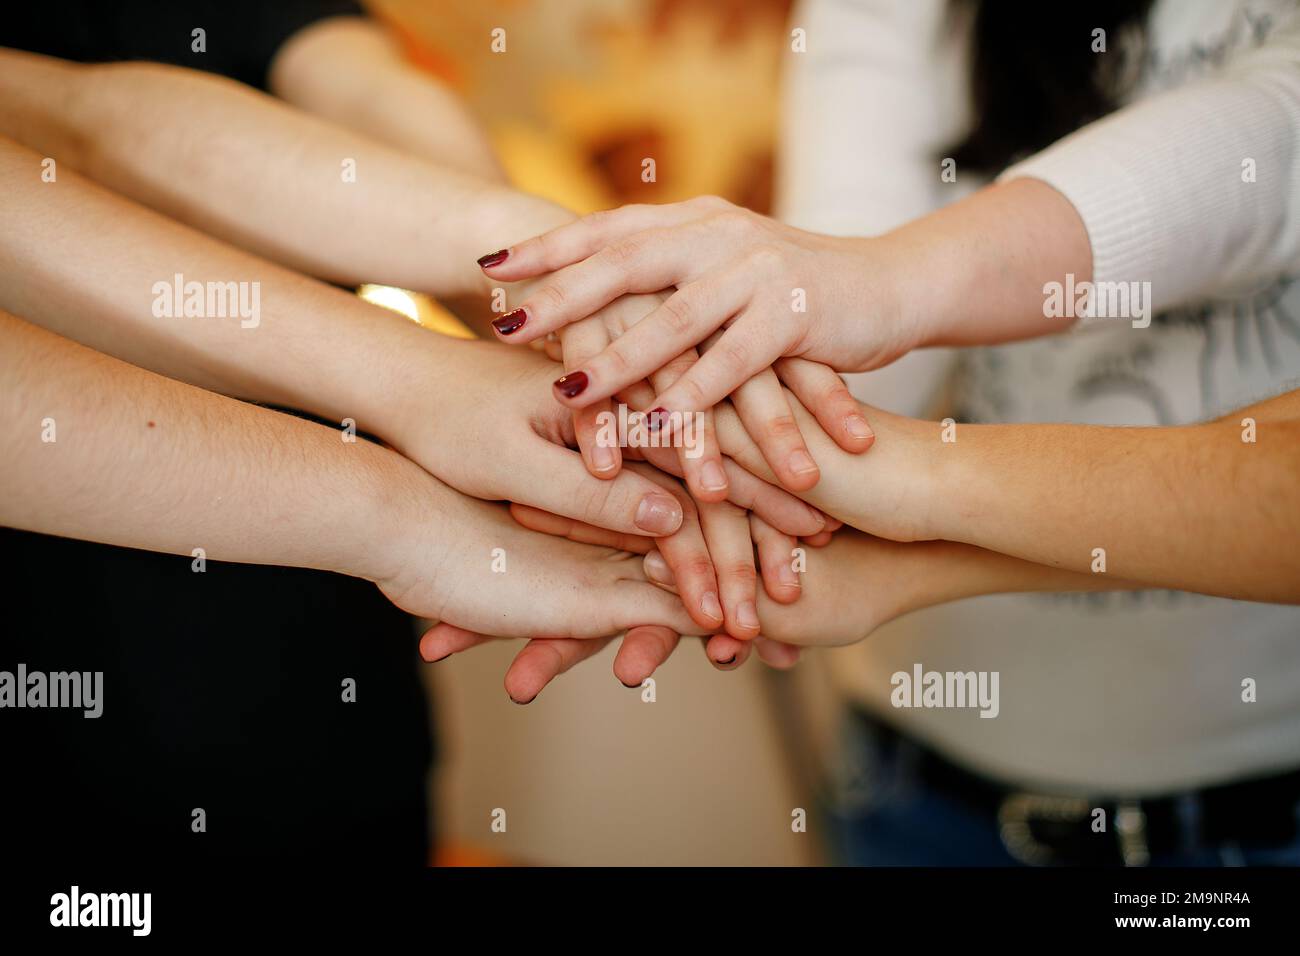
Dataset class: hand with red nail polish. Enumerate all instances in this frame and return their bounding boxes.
[375,340,695,540]
[544,289,873,499]
[474,196,902,455]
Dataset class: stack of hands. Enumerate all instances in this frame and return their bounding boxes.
[420,198,932,698]
[5,53,1295,710]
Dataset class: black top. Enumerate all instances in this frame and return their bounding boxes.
[0,0,366,90]
[0,0,435,862]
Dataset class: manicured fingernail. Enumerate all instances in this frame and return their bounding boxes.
[643,550,672,585]
[717,655,737,666]
[554,371,589,399]
[634,493,682,534]
[492,308,527,336]
[591,443,617,474]
[477,249,509,268]
[700,460,728,492]
[646,407,670,432]
[846,414,874,440]
[737,601,760,630]
[701,591,723,623]
[788,450,819,476]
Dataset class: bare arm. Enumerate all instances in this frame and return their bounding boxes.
[0,47,564,308]
[0,308,699,639]
[268,15,506,181]
[714,389,1300,604]
[0,308,420,582]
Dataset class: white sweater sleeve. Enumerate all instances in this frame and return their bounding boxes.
[777,0,971,415]
[1001,6,1300,310]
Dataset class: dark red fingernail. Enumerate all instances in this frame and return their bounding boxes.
[646,407,670,432]
[554,371,589,398]
[492,308,527,336]
[477,249,509,269]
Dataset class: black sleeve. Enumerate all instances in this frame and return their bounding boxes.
[0,0,365,90]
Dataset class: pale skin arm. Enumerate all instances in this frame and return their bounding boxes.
[713,389,1300,604]
[0,47,558,314]
[0,309,702,651]
[268,15,506,181]
[0,135,849,637]
[0,308,411,583]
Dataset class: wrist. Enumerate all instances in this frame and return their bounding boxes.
[347,443,453,587]
[826,235,929,369]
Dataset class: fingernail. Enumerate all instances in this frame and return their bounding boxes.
[701,591,723,623]
[429,653,450,663]
[643,550,672,585]
[788,450,819,476]
[621,680,641,689]
[777,562,800,590]
[717,655,737,666]
[646,407,670,432]
[554,371,589,399]
[846,414,874,440]
[591,443,617,474]
[634,493,682,534]
[510,695,535,705]
[700,460,728,492]
[477,249,509,269]
[491,308,527,336]
[737,601,760,630]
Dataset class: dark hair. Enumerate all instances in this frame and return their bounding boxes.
[948,0,1155,174]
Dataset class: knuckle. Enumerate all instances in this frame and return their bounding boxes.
[575,479,617,522]
[659,294,695,336]
[676,374,709,410]
[823,379,854,406]
[679,556,716,581]
[602,237,643,267]
[600,342,632,379]
[538,283,569,312]
[721,560,758,584]
[719,338,752,375]
[764,413,801,441]
[713,209,755,235]
[746,243,785,272]
[692,194,731,213]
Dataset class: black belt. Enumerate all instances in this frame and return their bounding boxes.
[857,711,1300,866]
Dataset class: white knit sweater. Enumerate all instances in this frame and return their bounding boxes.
[778,0,1300,794]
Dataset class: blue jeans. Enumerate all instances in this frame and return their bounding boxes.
[822,712,1300,867]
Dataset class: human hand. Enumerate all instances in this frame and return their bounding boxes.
[477,196,912,424]
[539,293,875,493]
[371,471,702,644]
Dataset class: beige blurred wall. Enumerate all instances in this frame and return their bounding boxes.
[427,638,821,865]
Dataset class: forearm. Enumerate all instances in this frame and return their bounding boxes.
[927,397,1300,602]
[719,389,1300,602]
[0,49,563,302]
[268,16,506,181]
[0,134,452,442]
[0,310,436,582]
[884,536,1134,622]
[872,177,1094,351]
